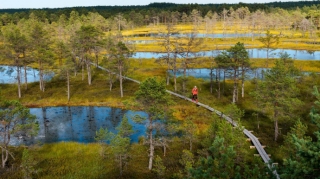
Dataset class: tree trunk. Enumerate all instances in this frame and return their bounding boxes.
[241,80,245,98]
[40,68,44,92]
[67,70,70,101]
[166,69,170,86]
[232,69,237,103]
[24,65,28,90]
[2,148,8,168]
[274,119,279,141]
[241,68,245,98]
[148,122,154,170]
[119,155,123,176]
[39,60,43,91]
[266,49,269,68]
[174,69,177,92]
[17,66,21,98]
[95,52,99,67]
[87,62,92,85]
[120,65,123,97]
[218,68,221,99]
[223,70,225,94]
[82,64,84,81]
[183,63,186,93]
[109,73,113,91]
[210,68,213,94]
[166,50,170,86]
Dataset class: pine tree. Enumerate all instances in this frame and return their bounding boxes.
[133,77,174,170]
[281,86,320,179]
[251,54,303,141]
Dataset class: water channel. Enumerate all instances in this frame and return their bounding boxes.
[11,106,148,146]
[133,48,320,60]
[168,68,266,80]
[168,68,314,81]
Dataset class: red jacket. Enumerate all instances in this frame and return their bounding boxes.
[192,87,198,95]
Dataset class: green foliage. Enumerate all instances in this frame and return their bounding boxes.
[94,127,109,143]
[258,30,279,52]
[1,24,28,58]
[182,117,199,152]
[134,77,173,120]
[214,42,250,103]
[54,40,71,66]
[75,25,103,53]
[117,114,134,138]
[280,86,320,179]
[225,103,245,121]
[109,41,133,97]
[215,42,249,69]
[191,136,237,178]
[251,54,303,141]
[0,100,38,168]
[133,77,175,170]
[21,148,40,179]
[153,155,166,179]
[109,41,133,73]
[282,119,310,156]
[94,115,134,176]
[179,149,194,178]
[200,115,246,160]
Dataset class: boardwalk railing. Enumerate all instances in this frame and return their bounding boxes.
[95,64,279,178]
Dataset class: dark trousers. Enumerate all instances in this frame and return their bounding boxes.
[192,94,197,101]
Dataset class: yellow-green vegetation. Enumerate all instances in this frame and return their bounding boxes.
[121,23,320,52]
[2,142,151,179]
[2,8,320,178]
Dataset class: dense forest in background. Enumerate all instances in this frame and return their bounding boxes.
[1,1,320,25]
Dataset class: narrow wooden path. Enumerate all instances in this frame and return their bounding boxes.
[96,64,280,178]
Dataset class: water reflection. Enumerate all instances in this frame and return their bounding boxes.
[128,40,157,44]
[133,49,320,60]
[169,68,313,80]
[0,65,54,84]
[12,106,147,146]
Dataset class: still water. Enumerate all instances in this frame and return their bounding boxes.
[12,106,148,146]
[168,68,313,81]
[168,68,267,80]
[133,49,320,60]
[0,65,54,84]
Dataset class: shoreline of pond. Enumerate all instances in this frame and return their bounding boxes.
[10,106,149,146]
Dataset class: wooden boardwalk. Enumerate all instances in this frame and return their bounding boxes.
[96,64,280,178]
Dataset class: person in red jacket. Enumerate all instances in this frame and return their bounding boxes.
[192,86,198,102]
